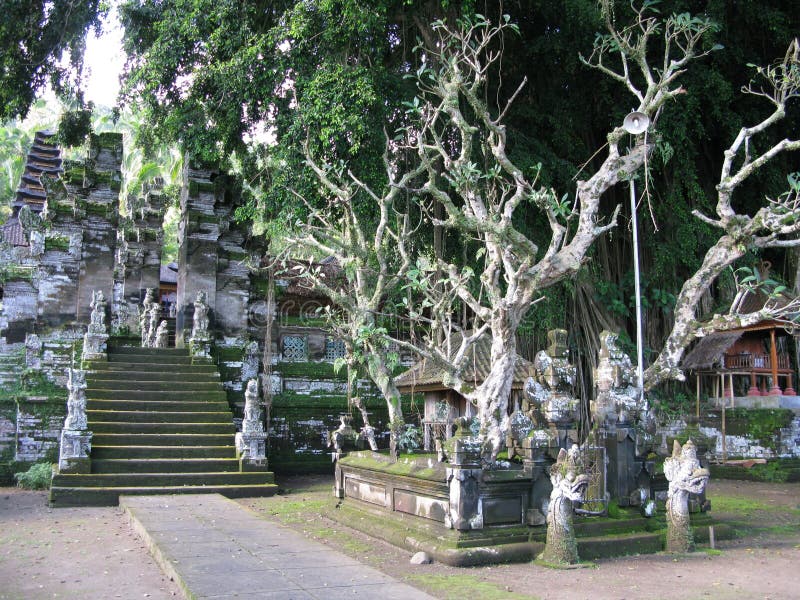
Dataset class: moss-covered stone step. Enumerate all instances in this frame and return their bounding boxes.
[53,471,273,487]
[91,433,235,446]
[87,370,220,387]
[87,409,231,424]
[86,380,225,392]
[91,458,242,474]
[106,346,189,356]
[577,531,664,560]
[86,389,227,402]
[87,399,230,412]
[90,421,235,434]
[92,445,236,459]
[49,483,279,507]
[107,354,194,365]
[89,362,218,374]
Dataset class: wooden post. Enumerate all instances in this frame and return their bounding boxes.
[721,392,727,464]
[769,329,781,395]
[696,375,700,418]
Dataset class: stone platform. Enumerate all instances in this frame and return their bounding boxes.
[120,493,433,599]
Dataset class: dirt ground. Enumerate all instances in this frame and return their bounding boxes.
[0,488,181,600]
[1,477,798,600]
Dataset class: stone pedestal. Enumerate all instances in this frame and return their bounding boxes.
[58,429,92,473]
[443,417,483,531]
[521,431,555,526]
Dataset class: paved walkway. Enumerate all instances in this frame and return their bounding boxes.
[121,494,434,600]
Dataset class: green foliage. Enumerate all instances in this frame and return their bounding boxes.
[0,2,107,120]
[725,408,794,452]
[14,461,53,490]
[397,423,421,453]
[56,106,93,148]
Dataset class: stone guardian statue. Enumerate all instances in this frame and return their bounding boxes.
[663,440,710,552]
[540,444,589,565]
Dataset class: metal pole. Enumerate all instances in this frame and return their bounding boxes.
[630,179,645,409]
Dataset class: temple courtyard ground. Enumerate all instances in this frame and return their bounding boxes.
[1,476,798,599]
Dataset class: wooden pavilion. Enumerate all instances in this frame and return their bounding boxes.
[682,276,798,409]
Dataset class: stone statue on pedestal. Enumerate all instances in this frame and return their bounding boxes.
[140,288,155,347]
[235,379,267,465]
[540,444,589,565]
[58,367,93,473]
[154,320,169,348]
[664,440,709,552]
[83,291,109,360]
[188,291,212,358]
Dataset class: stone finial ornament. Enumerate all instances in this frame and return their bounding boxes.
[525,329,578,423]
[540,444,590,565]
[591,330,643,426]
[663,439,710,552]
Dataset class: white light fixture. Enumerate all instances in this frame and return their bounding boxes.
[623,111,650,135]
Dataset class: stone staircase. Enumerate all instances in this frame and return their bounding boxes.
[50,346,277,506]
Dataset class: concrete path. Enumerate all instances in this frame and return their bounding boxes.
[120,494,434,600]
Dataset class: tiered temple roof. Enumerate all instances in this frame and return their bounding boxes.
[2,131,63,248]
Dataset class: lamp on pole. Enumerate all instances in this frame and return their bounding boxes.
[622,111,650,407]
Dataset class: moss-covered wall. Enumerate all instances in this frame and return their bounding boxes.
[268,390,417,474]
[0,346,68,484]
[697,409,799,459]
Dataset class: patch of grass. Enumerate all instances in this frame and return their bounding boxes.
[405,574,535,600]
[703,548,723,556]
[711,495,773,516]
[265,498,330,524]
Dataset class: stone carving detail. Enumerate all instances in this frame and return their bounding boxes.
[82,290,109,360]
[58,367,93,473]
[235,379,267,463]
[524,329,578,424]
[154,320,169,348]
[540,444,589,565]
[352,397,379,451]
[188,291,212,358]
[592,330,644,426]
[663,440,710,552]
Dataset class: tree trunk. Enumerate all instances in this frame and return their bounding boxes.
[469,322,517,464]
[368,358,404,461]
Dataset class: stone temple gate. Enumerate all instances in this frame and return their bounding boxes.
[0,131,399,474]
